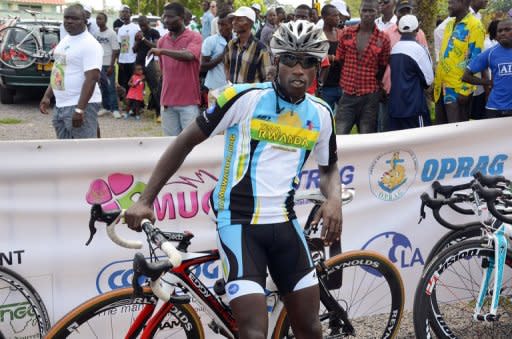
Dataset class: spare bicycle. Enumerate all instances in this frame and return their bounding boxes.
[0,9,56,70]
[46,188,405,338]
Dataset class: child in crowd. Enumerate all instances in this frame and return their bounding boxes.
[125,64,145,120]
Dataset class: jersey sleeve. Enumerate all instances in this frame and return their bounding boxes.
[313,105,338,167]
[201,36,213,57]
[196,85,256,137]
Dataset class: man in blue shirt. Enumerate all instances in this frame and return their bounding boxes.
[463,18,512,117]
[201,0,214,38]
[200,9,233,91]
[388,15,433,130]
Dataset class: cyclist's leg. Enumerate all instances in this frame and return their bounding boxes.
[268,220,321,339]
[217,223,270,338]
[282,285,322,339]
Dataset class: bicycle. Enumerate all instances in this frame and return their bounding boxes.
[0,9,56,70]
[0,264,51,339]
[413,180,512,338]
[46,188,405,338]
[418,172,512,265]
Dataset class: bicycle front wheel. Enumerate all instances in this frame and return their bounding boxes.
[273,250,405,338]
[46,287,204,338]
[414,239,512,338]
[0,265,51,338]
[0,26,39,69]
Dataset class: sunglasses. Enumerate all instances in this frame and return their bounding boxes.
[279,54,320,69]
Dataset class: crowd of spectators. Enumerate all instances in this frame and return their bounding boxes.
[44,0,512,139]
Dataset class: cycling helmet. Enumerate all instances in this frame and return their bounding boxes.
[270,20,329,59]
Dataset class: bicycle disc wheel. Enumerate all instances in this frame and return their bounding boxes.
[273,250,405,338]
[0,26,39,69]
[0,265,51,339]
[46,287,204,338]
[414,239,512,339]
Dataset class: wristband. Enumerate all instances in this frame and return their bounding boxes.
[74,108,84,115]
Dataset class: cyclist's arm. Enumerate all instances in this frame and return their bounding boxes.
[125,121,208,231]
[317,163,343,245]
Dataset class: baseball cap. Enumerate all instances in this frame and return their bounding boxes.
[331,0,350,17]
[251,3,261,12]
[398,14,419,33]
[395,0,414,13]
[83,4,92,13]
[119,4,130,11]
[230,6,256,22]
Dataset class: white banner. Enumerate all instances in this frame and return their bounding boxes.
[1,118,511,330]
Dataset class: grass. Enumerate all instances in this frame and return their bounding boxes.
[0,118,23,125]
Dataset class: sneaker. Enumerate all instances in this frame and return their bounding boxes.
[135,115,141,121]
[122,113,128,119]
[156,116,161,123]
[97,108,110,117]
[112,110,121,119]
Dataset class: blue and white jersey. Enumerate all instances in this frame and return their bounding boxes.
[468,44,512,110]
[196,82,337,226]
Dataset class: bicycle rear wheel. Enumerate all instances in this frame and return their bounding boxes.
[46,287,204,338]
[414,239,512,339]
[273,250,405,338]
[0,26,39,69]
[0,265,51,338]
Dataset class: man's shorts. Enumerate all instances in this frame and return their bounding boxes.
[442,87,459,104]
[217,220,317,301]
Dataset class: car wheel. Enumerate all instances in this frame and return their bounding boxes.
[0,87,15,104]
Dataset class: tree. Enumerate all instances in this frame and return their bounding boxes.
[416,0,439,54]
[488,0,512,13]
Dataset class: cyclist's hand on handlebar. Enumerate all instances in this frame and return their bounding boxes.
[312,200,343,246]
[124,201,155,232]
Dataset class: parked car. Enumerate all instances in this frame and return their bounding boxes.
[0,20,60,104]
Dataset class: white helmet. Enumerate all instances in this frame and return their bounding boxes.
[270,20,329,59]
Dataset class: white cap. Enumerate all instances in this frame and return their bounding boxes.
[119,4,130,11]
[398,14,419,33]
[83,4,92,13]
[251,3,261,12]
[230,6,256,23]
[331,0,350,18]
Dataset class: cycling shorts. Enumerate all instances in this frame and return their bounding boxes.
[217,220,317,301]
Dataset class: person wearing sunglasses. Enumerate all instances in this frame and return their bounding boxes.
[375,0,397,31]
[125,19,340,339]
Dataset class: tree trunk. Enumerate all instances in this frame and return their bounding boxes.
[416,0,438,54]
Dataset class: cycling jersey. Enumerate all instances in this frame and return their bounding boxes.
[196,82,337,227]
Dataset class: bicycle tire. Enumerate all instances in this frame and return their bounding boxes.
[0,265,51,339]
[273,250,405,338]
[46,287,204,338]
[424,224,484,266]
[0,26,39,69]
[414,239,512,338]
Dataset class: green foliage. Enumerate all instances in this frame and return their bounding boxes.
[488,0,512,13]
[0,118,22,125]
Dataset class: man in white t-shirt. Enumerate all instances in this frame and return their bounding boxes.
[375,0,397,30]
[39,4,102,139]
[117,6,140,92]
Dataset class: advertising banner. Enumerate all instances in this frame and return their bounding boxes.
[1,118,511,333]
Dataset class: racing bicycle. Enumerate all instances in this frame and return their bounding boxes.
[46,188,405,338]
[0,9,56,70]
[414,180,512,338]
[0,264,51,338]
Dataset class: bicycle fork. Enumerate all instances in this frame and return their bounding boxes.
[473,224,511,322]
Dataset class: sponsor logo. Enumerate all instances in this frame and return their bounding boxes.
[362,232,424,271]
[434,248,479,276]
[0,249,25,266]
[421,154,508,182]
[498,62,512,76]
[0,301,40,337]
[369,150,417,201]
[85,171,217,221]
[383,309,400,339]
[189,273,211,298]
[228,283,239,295]
[297,165,355,190]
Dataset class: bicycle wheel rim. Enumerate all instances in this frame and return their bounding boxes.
[415,239,512,339]
[47,287,204,338]
[0,266,50,339]
[0,27,38,69]
[273,250,404,338]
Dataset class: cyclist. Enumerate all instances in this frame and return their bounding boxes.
[125,20,342,339]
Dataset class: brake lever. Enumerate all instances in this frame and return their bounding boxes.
[418,200,426,224]
[85,205,102,246]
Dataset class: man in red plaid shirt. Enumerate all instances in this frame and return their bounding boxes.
[335,0,391,134]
